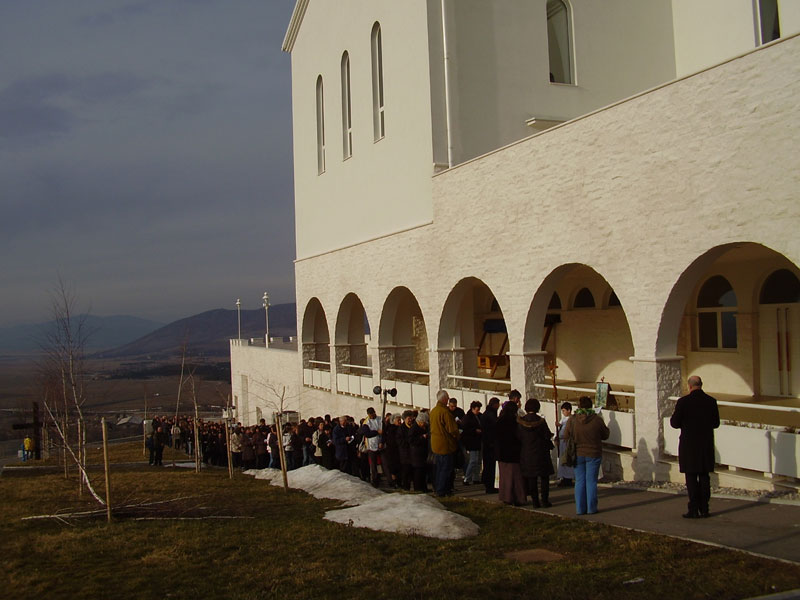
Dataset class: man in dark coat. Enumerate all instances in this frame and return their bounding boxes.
[670,375,720,519]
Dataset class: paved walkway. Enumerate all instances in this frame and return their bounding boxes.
[455,481,800,564]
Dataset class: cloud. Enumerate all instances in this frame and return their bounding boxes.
[0,1,297,327]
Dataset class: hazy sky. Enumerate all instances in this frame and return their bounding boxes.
[0,0,297,327]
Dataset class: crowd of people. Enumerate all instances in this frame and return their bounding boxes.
[141,389,609,515]
[144,376,719,519]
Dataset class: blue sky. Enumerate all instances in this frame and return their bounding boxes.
[0,0,297,326]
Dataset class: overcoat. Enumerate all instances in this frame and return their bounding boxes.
[460,411,483,451]
[517,414,555,478]
[669,388,720,473]
[494,412,521,463]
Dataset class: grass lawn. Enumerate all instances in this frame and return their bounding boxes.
[2,443,800,599]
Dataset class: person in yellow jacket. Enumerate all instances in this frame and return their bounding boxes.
[430,390,459,497]
[23,435,34,461]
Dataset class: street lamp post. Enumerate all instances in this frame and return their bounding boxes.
[262,292,270,346]
[236,298,242,339]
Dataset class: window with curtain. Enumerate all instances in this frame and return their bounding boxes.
[341,52,352,159]
[316,75,326,174]
[371,22,385,141]
[697,275,737,349]
[547,0,572,84]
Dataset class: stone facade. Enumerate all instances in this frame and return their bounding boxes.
[232,15,800,488]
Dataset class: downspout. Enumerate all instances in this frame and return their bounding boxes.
[441,0,454,168]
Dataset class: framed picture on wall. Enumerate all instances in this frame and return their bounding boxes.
[595,381,610,409]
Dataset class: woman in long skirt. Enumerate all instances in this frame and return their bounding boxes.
[557,402,575,486]
[494,400,526,506]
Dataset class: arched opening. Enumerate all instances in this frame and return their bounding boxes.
[378,287,430,408]
[658,243,800,428]
[370,22,385,141]
[438,278,510,394]
[301,297,331,390]
[524,264,635,416]
[334,293,373,397]
[341,51,352,159]
[546,0,573,84]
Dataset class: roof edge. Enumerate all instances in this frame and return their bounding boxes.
[282,0,309,53]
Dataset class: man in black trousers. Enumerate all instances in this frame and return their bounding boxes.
[670,375,720,518]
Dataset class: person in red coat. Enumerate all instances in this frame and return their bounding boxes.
[670,375,720,519]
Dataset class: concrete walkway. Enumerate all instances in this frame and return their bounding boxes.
[455,481,800,564]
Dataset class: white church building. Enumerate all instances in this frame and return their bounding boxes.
[231,0,800,490]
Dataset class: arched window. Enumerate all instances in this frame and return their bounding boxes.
[573,287,595,308]
[548,292,562,310]
[608,291,621,307]
[697,275,737,349]
[758,0,781,45]
[547,0,573,84]
[341,52,352,159]
[760,269,800,304]
[316,75,326,174]
[371,22,385,141]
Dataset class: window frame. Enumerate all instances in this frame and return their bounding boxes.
[341,51,353,160]
[371,22,385,141]
[695,275,738,351]
[316,75,326,175]
[546,0,575,85]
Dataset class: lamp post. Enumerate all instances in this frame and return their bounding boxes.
[262,291,270,346]
[236,298,242,339]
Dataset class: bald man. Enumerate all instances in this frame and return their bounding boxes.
[670,375,720,519]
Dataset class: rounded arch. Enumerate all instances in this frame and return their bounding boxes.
[656,242,799,356]
[378,286,430,379]
[657,241,800,400]
[378,286,427,347]
[334,293,371,373]
[524,263,634,396]
[438,277,509,389]
[335,292,370,346]
[301,297,330,367]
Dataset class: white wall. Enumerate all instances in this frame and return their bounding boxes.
[439,0,678,164]
[290,1,435,259]
[672,0,757,77]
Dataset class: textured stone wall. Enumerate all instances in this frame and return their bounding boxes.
[235,36,800,479]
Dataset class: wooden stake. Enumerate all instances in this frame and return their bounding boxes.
[101,418,112,523]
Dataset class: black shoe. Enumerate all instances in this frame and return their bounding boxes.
[699,511,710,518]
[485,488,499,494]
[532,501,541,508]
[542,501,552,508]
[682,511,699,519]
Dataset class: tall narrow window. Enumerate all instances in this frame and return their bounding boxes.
[697,275,737,349]
[371,22,385,141]
[758,0,781,45]
[546,0,573,84]
[316,75,325,174]
[341,52,352,159]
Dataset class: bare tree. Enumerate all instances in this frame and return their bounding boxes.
[38,279,106,507]
[245,379,308,492]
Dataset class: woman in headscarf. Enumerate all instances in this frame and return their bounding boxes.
[517,398,554,508]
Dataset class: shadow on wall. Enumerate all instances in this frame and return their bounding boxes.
[633,437,656,482]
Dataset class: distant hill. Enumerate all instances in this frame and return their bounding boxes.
[95,303,297,359]
[0,315,165,355]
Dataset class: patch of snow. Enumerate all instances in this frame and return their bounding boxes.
[245,465,479,539]
[324,492,479,539]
